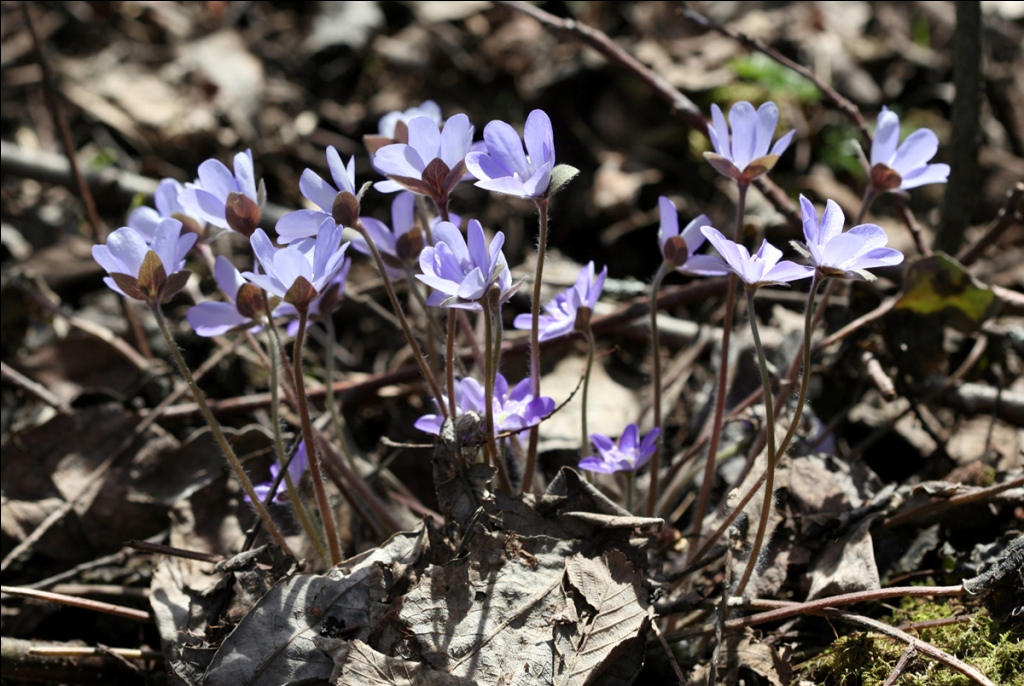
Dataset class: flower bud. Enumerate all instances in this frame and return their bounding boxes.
[225,192,261,237]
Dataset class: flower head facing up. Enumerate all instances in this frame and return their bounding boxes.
[701,226,814,290]
[513,261,607,341]
[795,195,904,280]
[414,374,554,437]
[244,221,348,310]
[92,219,196,305]
[372,114,475,202]
[179,150,264,236]
[465,109,555,199]
[127,178,202,241]
[578,424,660,475]
[417,219,513,310]
[657,197,729,276]
[869,106,950,193]
[277,146,359,243]
[246,441,309,505]
[706,101,795,184]
[187,256,267,337]
[365,100,444,155]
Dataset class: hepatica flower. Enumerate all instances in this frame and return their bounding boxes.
[245,221,348,310]
[701,226,814,290]
[351,192,453,279]
[513,261,607,341]
[579,424,660,474]
[417,219,513,310]
[277,146,359,243]
[414,374,553,436]
[869,106,950,193]
[127,178,201,241]
[179,150,264,236]
[187,256,267,336]
[466,109,555,198]
[246,441,309,505]
[373,114,474,202]
[365,100,444,154]
[795,195,904,280]
[657,196,729,276]
[92,219,196,305]
[706,101,794,184]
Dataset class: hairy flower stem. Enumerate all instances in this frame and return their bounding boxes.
[446,310,458,420]
[646,262,671,517]
[775,274,822,460]
[150,306,296,559]
[689,182,747,551]
[581,328,596,460]
[293,311,343,566]
[353,220,447,417]
[265,323,329,566]
[482,292,513,493]
[735,287,779,597]
[522,197,550,494]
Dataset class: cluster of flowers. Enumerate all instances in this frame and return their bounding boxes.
[93,96,948,494]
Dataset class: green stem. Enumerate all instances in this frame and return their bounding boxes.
[482,292,513,493]
[646,262,671,517]
[265,322,329,566]
[150,306,296,559]
[293,311,343,566]
[688,182,748,553]
[522,197,550,494]
[735,287,779,597]
[353,220,447,417]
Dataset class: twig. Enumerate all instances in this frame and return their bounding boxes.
[957,182,1024,266]
[125,539,223,564]
[1,637,155,685]
[1,585,153,624]
[879,474,1024,530]
[496,0,802,230]
[649,617,688,685]
[0,360,70,412]
[881,645,917,686]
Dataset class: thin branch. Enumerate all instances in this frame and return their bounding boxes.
[1,585,153,624]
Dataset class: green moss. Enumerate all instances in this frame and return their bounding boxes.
[799,599,1023,686]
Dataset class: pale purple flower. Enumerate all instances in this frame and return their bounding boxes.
[465,109,554,198]
[179,150,263,236]
[127,179,199,241]
[705,101,795,183]
[350,193,460,279]
[92,220,196,304]
[869,106,950,192]
[378,100,443,139]
[417,219,513,310]
[275,257,352,336]
[578,424,660,474]
[657,196,729,276]
[701,226,814,289]
[244,221,349,309]
[795,195,904,280]
[187,256,267,336]
[246,441,309,505]
[513,261,607,341]
[414,374,554,436]
[277,146,359,243]
[372,114,475,200]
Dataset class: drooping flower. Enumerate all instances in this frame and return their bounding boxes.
[92,219,196,305]
[578,424,660,474]
[465,110,555,198]
[365,100,444,155]
[657,196,730,276]
[276,146,359,243]
[795,195,904,280]
[869,106,950,193]
[700,226,814,290]
[416,219,513,310]
[187,256,267,336]
[705,101,795,184]
[372,114,475,201]
[513,261,607,341]
[414,374,554,436]
[127,178,202,241]
[246,441,309,505]
[178,150,264,236]
[244,220,349,310]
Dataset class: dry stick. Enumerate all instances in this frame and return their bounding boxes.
[0,361,69,413]
[881,474,1024,531]
[649,620,688,685]
[882,645,918,686]
[1,585,153,624]
[497,0,801,230]
[957,182,1024,266]
[125,540,223,564]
